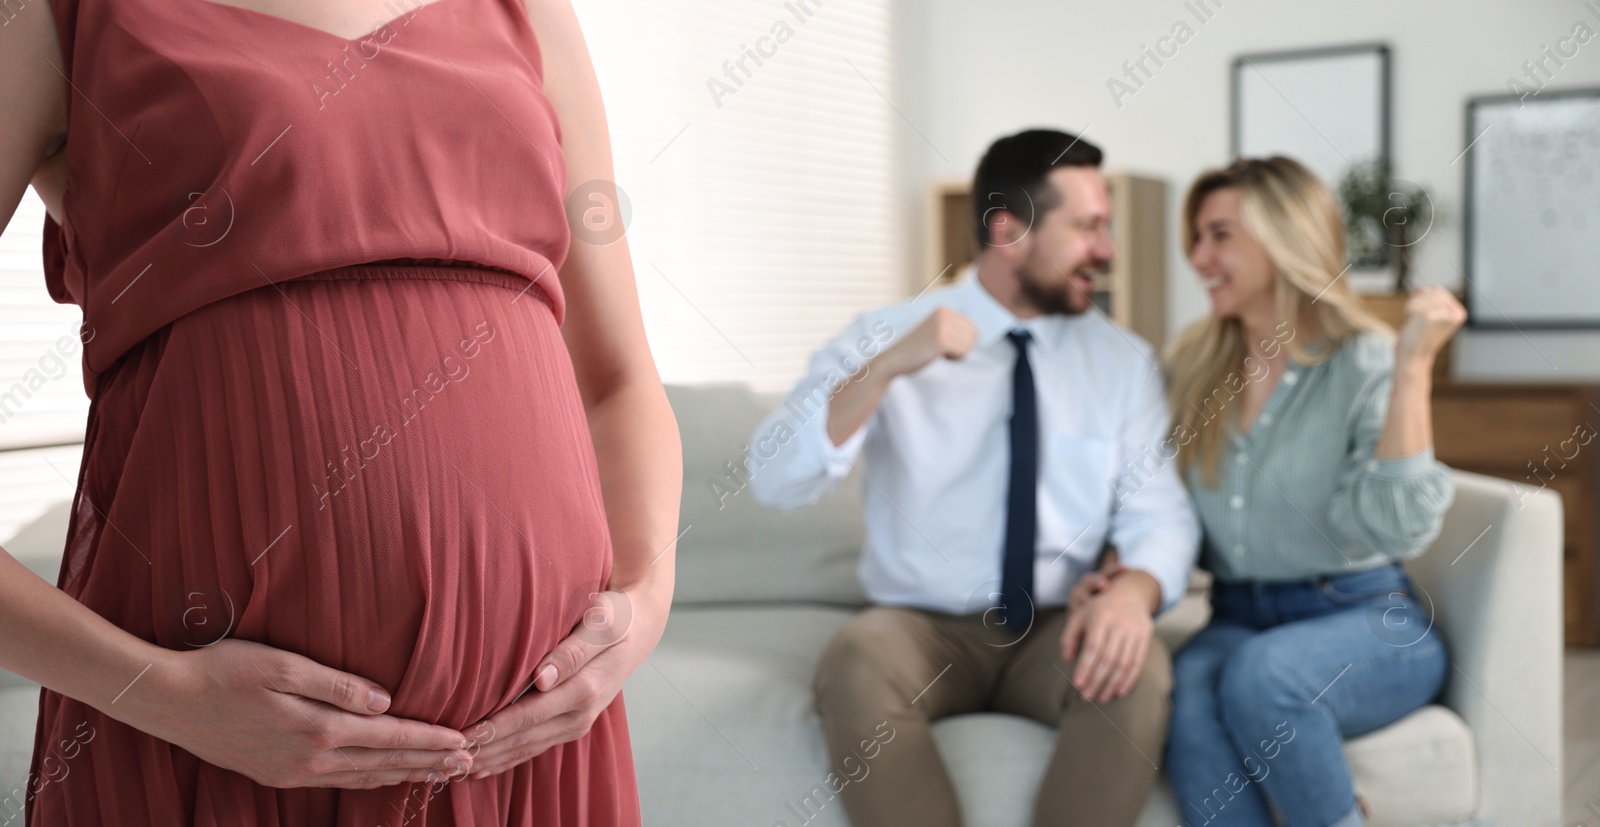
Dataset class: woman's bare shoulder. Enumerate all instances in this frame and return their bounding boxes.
[0,0,70,184]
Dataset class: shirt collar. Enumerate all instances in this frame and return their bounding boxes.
[948,263,1053,351]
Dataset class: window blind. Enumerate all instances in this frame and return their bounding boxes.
[0,186,89,543]
[573,0,902,393]
[0,188,87,451]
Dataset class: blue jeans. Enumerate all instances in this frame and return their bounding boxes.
[1164,563,1448,827]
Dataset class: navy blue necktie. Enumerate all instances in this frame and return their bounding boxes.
[1001,329,1038,635]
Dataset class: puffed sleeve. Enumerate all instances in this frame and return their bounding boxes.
[1326,340,1455,560]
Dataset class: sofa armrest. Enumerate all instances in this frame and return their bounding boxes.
[1403,470,1563,827]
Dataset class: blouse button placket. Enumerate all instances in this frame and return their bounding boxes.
[1229,433,1249,555]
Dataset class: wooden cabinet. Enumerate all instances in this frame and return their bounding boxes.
[1431,383,1600,646]
[925,172,1168,351]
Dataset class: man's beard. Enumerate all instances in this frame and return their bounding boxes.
[1016,258,1102,317]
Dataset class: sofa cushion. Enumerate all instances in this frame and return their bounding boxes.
[0,685,43,818]
[624,604,1478,827]
[1345,705,1476,825]
[2,498,73,567]
[665,384,867,606]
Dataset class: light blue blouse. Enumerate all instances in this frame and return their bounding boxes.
[1184,330,1456,583]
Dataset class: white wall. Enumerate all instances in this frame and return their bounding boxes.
[892,0,1600,379]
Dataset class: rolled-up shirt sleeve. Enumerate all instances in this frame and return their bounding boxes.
[1107,356,1202,615]
[1327,369,1456,560]
[748,311,886,511]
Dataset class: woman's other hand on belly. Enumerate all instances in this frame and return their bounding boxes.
[462,584,669,779]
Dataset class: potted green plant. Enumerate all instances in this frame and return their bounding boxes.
[1337,158,1456,380]
[1337,157,1435,293]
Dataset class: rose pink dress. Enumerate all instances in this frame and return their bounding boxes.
[25,0,640,824]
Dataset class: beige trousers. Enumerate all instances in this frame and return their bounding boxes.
[811,604,1172,827]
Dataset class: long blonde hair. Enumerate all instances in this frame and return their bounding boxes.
[1166,156,1390,488]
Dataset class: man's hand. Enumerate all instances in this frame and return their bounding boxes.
[1061,569,1160,704]
[1067,561,1125,613]
[874,307,978,378]
[826,307,977,446]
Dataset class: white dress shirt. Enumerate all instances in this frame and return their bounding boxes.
[748,267,1200,615]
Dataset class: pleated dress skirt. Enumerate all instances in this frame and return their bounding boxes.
[24,263,641,826]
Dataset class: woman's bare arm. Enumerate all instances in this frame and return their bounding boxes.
[0,0,148,713]
[461,0,682,777]
[1376,286,1466,459]
[528,0,681,625]
[0,1,475,789]
[0,0,68,226]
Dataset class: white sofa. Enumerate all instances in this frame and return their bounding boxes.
[0,382,1566,826]
[620,383,1565,827]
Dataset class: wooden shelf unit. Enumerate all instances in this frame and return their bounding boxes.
[1431,382,1600,646]
[925,172,1169,351]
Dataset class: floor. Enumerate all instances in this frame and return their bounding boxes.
[1570,648,1600,826]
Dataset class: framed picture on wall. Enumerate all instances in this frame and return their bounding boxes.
[1464,86,1600,329]
[1232,42,1392,269]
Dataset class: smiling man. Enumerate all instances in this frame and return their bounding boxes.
[749,128,1200,827]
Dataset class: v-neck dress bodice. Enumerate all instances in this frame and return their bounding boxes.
[42,0,569,393]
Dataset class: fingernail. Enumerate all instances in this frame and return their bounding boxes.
[425,771,442,786]
[536,664,557,689]
[459,738,471,750]
[473,770,490,780]
[367,689,390,712]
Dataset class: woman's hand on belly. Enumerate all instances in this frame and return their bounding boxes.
[129,639,478,789]
[462,585,668,778]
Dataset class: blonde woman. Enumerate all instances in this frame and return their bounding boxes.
[1158,157,1464,827]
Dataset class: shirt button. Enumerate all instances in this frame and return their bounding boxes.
[1233,544,1246,556]
[1235,452,1247,464]
[1259,413,1273,426]
[1367,459,1380,472]
[1283,372,1299,385]
[1230,495,1244,509]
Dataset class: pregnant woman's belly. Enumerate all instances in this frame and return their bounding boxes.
[31,263,633,825]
